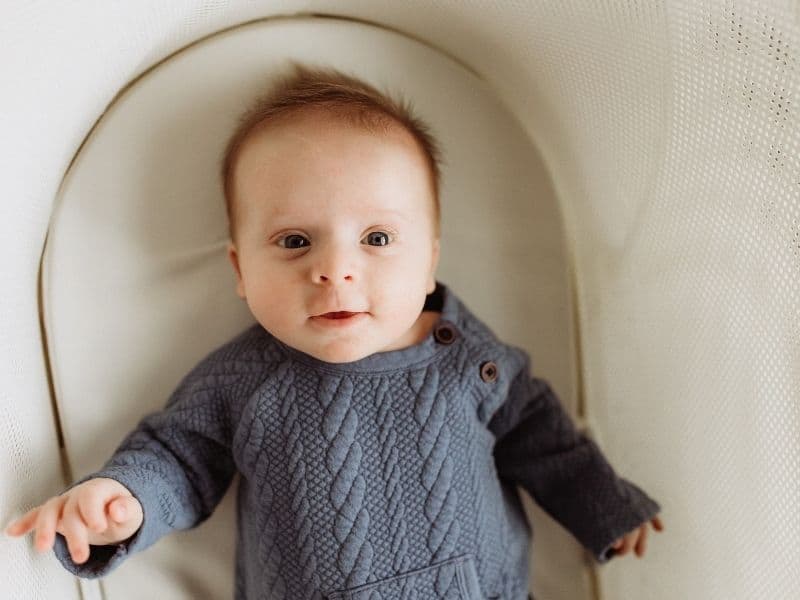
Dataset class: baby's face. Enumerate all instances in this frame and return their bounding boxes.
[227,110,440,364]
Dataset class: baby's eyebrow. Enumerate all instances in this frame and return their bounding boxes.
[369,209,412,222]
[268,209,411,223]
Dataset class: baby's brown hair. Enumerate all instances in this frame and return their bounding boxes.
[219,61,444,244]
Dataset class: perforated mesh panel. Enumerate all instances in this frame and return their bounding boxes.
[483,2,800,598]
[638,3,800,597]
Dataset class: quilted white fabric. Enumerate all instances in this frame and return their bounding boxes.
[2,2,798,600]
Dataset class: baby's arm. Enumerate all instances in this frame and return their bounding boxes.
[5,478,143,564]
[14,354,241,579]
[488,353,662,563]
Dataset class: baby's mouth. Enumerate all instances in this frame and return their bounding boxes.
[310,311,368,328]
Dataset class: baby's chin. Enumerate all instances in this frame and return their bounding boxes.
[304,325,423,363]
[264,317,421,364]
[305,343,378,364]
[264,330,374,364]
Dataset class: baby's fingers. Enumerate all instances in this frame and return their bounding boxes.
[108,497,129,524]
[4,505,41,538]
[61,493,90,564]
[33,496,67,553]
[82,495,142,546]
[77,487,107,533]
[634,524,649,557]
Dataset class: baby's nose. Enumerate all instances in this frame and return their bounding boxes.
[317,273,354,283]
[312,244,358,284]
[313,259,355,283]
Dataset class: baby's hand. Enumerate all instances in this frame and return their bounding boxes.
[610,515,664,559]
[4,477,143,565]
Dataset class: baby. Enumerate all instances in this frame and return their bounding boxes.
[6,62,663,599]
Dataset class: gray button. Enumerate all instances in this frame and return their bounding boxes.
[480,361,498,382]
[433,323,457,345]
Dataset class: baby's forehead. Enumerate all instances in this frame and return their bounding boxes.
[263,202,418,221]
[245,107,420,154]
[239,120,430,190]
[233,109,437,232]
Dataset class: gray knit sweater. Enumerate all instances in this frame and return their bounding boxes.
[53,280,661,599]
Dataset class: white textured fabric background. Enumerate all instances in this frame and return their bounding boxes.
[2,2,798,600]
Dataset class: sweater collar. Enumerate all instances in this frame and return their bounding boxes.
[273,280,461,374]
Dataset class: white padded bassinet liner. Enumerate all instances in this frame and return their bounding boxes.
[40,17,578,600]
[3,2,799,600]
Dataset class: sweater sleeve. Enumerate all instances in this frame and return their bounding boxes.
[488,355,661,564]
[52,359,240,579]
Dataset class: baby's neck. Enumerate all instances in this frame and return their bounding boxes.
[380,309,441,352]
[415,309,442,343]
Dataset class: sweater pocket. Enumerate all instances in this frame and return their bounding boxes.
[326,553,483,599]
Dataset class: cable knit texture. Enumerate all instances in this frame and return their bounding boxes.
[52,280,661,599]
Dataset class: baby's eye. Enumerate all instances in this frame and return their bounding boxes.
[277,234,310,249]
[363,231,392,247]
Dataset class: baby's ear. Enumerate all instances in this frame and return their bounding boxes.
[226,242,246,299]
[427,239,440,293]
